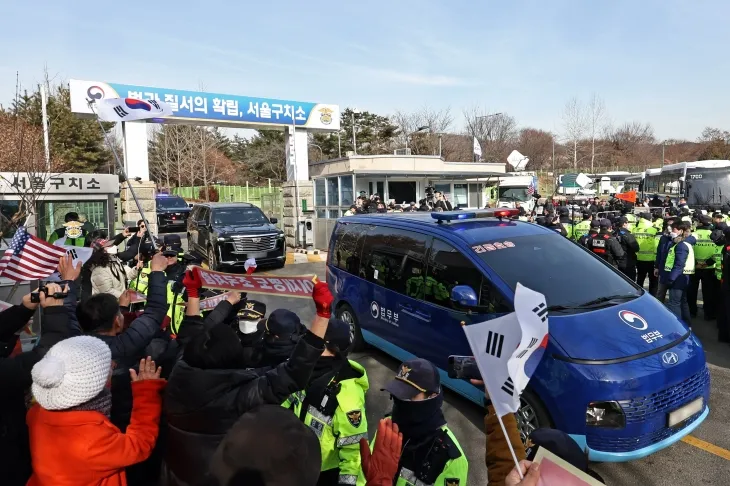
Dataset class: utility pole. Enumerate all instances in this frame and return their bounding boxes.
[351,109,359,155]
[41,84,51,170]
[661,143,665,167]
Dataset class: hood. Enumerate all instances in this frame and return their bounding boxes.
[214,223,279,236]
[550,293,691,361]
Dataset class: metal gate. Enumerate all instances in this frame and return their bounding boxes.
[261,192,284,230]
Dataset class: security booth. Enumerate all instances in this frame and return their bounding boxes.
[0,172,119,301]
[309,155,507,249]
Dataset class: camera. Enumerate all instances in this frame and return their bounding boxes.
[447,355,482,381]
[30,286,69,303]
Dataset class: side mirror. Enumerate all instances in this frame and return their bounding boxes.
[270,217,278,224]
[451,285,478,308]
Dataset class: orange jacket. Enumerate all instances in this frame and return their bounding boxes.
[26,379,165,486]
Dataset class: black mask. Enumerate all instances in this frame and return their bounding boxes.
[391,393,446,441]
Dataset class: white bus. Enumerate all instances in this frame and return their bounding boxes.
[641,160,730,209]
[590,171,634,195]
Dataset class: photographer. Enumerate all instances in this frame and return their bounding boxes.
[434,191,453,211]
[0,275,79,486]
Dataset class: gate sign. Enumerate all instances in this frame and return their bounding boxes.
[69,79,340,132]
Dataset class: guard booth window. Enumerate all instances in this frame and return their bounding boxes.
[330,223,368,276]
[37,201,108,240]
[360,226,430,295]
[425,239,512,313]
[0,200,25,240]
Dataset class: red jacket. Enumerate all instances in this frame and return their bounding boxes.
[26,380,165,486]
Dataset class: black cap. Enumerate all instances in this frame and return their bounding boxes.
[64,212,79,222]
[590,220,601,229]
[616,216,628,226]
[640,212,652,220]
[261,309,302,337]
[324,318,352,353]
[238,300,266,321]
[162,249,178,257]
[699,214,712,225]
[163,234,183,253]
[383,358,440,400]
[559,208,569,216]
[600,218,612,228]
[527,428,589,472]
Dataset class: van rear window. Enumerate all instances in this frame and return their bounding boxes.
[476,233,640,310]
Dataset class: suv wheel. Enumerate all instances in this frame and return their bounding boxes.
[517,388,553,455]
[337,303,365,352]
[207,246,218,271]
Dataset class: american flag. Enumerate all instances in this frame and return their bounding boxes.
[0,227,66,281]
[527,178,536,196]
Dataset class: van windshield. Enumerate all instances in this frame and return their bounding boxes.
[498,187,529,202]
[476,233,641,311]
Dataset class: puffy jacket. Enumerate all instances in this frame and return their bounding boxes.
[91,258,139,298]
[615,229,640,267]
[26,380,165,486]
[161,331,326,486]
[0,305,80,486]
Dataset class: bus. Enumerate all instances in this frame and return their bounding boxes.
[590,171,634,195]
[642,160,730,209]
[623,174,643,193]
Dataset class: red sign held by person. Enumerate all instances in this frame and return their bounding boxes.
[193,267,315,299]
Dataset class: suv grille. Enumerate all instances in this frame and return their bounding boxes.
[231,234,277,253]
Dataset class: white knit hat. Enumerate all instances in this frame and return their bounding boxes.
[31,336,112,410]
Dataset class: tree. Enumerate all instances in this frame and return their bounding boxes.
[515,128,555,170]
[608,121,656,167]
[587,94,607,172]
[231,130,287,183]
[311,107,400,159]
[391,106,453,156]
[8,84,114,173]
[463,107,517,163]
[699,127,730,144]
[562,97,587,169]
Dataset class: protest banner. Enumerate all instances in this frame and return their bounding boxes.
[532,447,604,486]
[193,267,315,299]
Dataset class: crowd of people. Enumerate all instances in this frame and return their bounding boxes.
[523,195,730,340]
[1,222,611,486]
[343,191,454,216]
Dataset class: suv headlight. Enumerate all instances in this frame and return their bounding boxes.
[586,401,625,428]
[217,237,231,242]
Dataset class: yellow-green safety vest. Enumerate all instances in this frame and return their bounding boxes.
[692,229,715,266]
[634,219,658,262]
[166,281,186,335]
[572,220,592,241]
[664,241,695,274]
[653,219,664,233]
[283,361,369,486]
[714,244,723,280]
[625,213,637,224]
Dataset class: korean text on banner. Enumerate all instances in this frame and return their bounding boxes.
[193,267,314,298]
[462,283,549,418]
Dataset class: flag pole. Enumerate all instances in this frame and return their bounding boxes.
[461,323,524,480]
[86,100,157,251]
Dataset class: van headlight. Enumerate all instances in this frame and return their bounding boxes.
[586,401,625,428]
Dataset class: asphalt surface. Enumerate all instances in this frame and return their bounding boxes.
[175,233,730,485]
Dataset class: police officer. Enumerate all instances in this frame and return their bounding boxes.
[259,309,308,368]
[663,221,696,323]
[545,213,567,237]
[48,212,90,247]
[367,358,468,485]
[688,215,718,320]
[558,207,574,240]
[712,212,727,232]
[587,219,625,268]
[572,211,592,242]
[634,212,659,295]
[232,300,266,368]
[614,217,639,280]
[579,220,600,247]
[718,228,730,342]
[284,319,369,486]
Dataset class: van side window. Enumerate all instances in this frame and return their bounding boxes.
[426,239,512,313]
[331,223,368,275]
[360,226,430,295]
[199,207,210,224]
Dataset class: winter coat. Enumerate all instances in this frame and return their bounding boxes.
[160,331,326,486]
[118,234,152,263]
[91,258,139,298]
[0,305,79,486]
[26,380,165,486]
[661,235,697,290]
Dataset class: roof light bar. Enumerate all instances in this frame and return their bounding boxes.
[431,208,519,222]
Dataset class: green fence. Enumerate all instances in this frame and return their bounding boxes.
[172,185,281,205]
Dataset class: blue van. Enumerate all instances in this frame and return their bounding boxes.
[327,209,710,462]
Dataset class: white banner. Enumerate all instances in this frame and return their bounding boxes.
[473,136,482,159]
[45,245,93,282]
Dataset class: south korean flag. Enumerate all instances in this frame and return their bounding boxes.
[462,283,549,418]
[45,245,93,282]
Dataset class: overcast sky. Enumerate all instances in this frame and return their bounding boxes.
[2,0,727,140]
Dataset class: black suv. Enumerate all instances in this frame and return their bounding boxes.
[187,202,285,270]
[156,194,191,232]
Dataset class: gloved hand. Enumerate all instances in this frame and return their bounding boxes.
[360,419,402,485]
[312,281,334,318]
[182,269,203,299]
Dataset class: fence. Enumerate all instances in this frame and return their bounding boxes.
[172,185,281,205]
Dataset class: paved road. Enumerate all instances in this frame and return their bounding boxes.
[174,233,730,485]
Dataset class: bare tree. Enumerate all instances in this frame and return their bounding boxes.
[587,94,607,172]
[562,97,587,169]
[463,106,517,162]
[391,106,453,155]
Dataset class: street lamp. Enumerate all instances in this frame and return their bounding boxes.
[351,108,360,155]
[310,143,324,161]
[406,125,430,151]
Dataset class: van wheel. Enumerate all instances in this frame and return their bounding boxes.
[517,388,553,455]
[207,246,218,271]
[337,303,365,352]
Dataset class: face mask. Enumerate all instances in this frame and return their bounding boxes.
[238,319,259,335]
[669,231,679,238]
